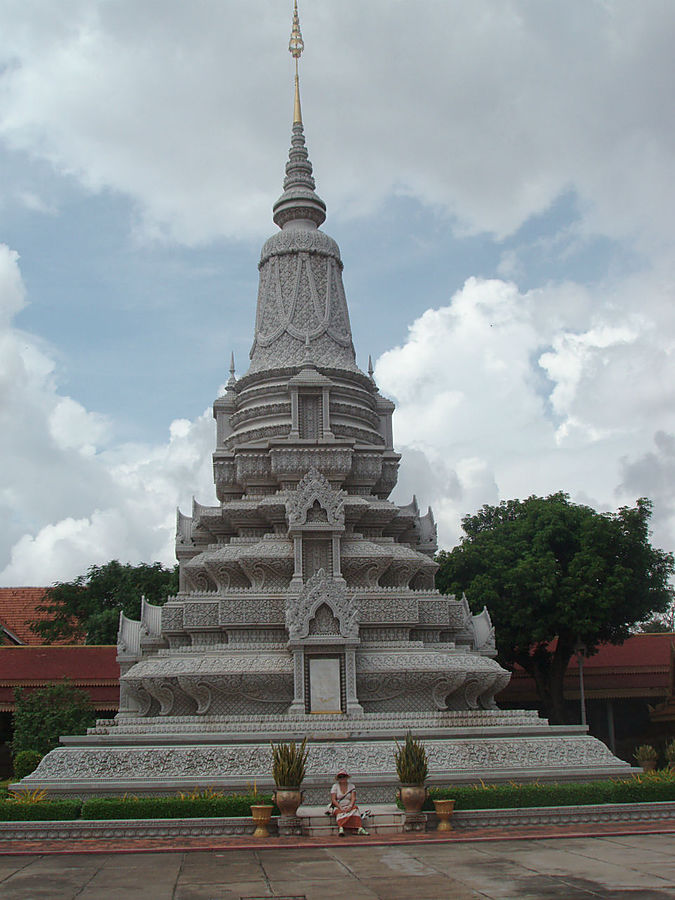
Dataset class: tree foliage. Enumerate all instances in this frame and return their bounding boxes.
[436,494,674,723]
[30,560,179,645]
[12,682,96,757]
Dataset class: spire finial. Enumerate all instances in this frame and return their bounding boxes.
[227,351,237,389]
[273,2,326,230]
[368,355,374,380]
[289,0,304,125]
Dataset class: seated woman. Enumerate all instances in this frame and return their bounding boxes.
[330,768,369,836]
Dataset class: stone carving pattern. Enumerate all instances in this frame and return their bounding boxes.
[227,424,291,449]
[418,601,450,626]
[360,628,410,642]
[176,677,212,715]
[308,604,340,635]
[161,607,184,632]
[349,453,384,480]
[286,467,346,527]
[299,395,321,440]
[230,402,291,429]
[286,569,358,641]
[331,402,380,431]
[332,424,384,445]
[141,679,174,716]
[219,599,286,625]
[227,629,287,644]
[271,448,353,476]
[31,735,620,781]
[259,228,342,267]
[302,540,331,580]
[184,603,219,628]
[357,598,419,624]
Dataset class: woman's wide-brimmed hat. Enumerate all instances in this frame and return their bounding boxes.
[335,768,349,778]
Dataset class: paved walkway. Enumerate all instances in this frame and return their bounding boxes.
[1,831,675,899]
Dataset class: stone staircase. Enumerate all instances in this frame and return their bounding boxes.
[298,804,406,837]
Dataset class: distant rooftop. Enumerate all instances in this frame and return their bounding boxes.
[0,587,75,645]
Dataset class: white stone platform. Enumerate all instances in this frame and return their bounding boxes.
[16,709,635,801]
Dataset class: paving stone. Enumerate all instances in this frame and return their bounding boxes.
[178,852,265,885]
[267,879,378,900]
[174,881,274,900]
[0,871,95,899]
[359,874,479,899]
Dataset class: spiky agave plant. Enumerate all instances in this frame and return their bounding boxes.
[271,737,309,788]
[394,731,428,785]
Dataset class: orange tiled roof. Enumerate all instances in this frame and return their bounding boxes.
[0,587,76,645]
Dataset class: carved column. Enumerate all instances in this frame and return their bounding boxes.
[322,387,334,438]
[289,648,306,715]
[331,534,343,580]
[289,388,300,439]
[291,535,303,589]
[344,647,363,716]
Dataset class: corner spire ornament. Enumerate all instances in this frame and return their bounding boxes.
[289,0,304,125]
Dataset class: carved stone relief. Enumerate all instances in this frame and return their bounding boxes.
[286,568,358,641]
[286,466,345,527]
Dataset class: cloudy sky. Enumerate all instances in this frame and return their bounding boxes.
[1,0,674,585]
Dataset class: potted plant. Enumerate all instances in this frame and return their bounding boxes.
[248,780,274,838]
[430,793,456,831]
[271,737,308,819]
[633,744,658,772]
[665,740,675,772]
[394,731,428,815]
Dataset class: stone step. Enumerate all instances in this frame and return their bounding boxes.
[304,822,403,837]
[297,803,405,836]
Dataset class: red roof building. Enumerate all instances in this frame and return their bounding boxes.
[0,587,80,646]
[0,645,119,713]
[503,632,674,705]
[0,587,118,718]
[500,632,675,762]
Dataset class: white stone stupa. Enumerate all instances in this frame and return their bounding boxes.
[21,3,630,801]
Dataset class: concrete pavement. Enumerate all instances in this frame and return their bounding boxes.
[1,833,675,899]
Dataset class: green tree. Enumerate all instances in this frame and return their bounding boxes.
[12,682,96,757]
[639,597,675,633]
[30,560,179,645]
[436,494,674,724]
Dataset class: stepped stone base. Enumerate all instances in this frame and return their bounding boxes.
[15,710,634,801]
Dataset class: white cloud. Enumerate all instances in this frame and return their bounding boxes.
[0,244,215,585]
[0,0,674,585]
[0,1,673,253]
[381,272,675,554]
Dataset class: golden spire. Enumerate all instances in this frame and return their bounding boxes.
[289,0,304,125]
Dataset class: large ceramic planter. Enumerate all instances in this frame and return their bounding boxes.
[640,759,657,772]
[432,798,455,832]
[273,788,303,818]
[397,784,427,815]
[250,804,274,838]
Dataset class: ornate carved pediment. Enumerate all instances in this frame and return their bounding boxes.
[286,568,358,641]
[286,466,345,528]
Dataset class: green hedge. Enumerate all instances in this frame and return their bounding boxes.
[81,793,278,820]
[0,800,81,821]
[424,772,675,811]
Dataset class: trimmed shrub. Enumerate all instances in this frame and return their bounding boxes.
[81,792,278,820]
[0,799,81,821]
[424,772,675,811]
[13,750,43,780]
